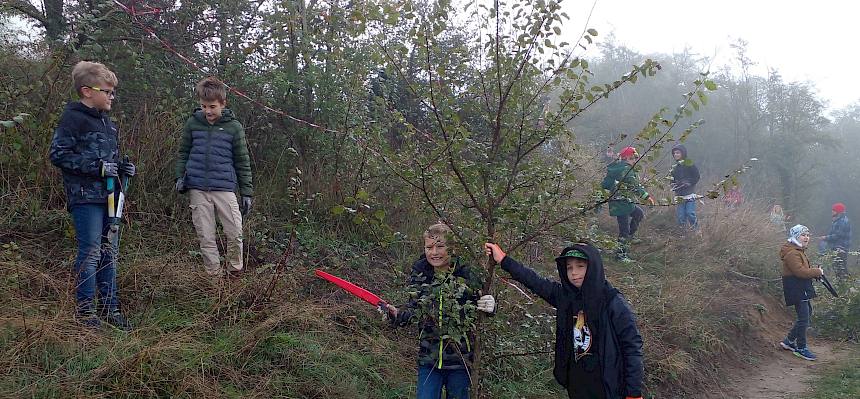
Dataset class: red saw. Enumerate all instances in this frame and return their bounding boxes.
[315,269,387,308]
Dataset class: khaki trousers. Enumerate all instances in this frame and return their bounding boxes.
[188,190,243,275]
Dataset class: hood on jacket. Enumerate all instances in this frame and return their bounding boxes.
[672,144,688,160]
[192,107,235,125]
[555,242,616,318]
[607,159,631,175]
[68,101,107,118]
[412,253,469,281]
[780,241,806,258]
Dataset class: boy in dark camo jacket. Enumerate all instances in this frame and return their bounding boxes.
[50,61,134,330]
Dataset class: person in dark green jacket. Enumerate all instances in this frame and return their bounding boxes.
[175,76,253,279]
[601,147,654,262]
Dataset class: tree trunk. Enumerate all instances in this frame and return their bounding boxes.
[44,0,66,43]
[470,223,497,399]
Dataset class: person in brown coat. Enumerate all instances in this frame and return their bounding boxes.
[779,224,824,361]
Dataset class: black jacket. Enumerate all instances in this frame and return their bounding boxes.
[50,102,121,209]
[670,144,700,197]
[824,214,851,250]
[392,256,487,369]
[500,244,643,398]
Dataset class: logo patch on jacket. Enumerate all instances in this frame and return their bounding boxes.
[572,310,593,362]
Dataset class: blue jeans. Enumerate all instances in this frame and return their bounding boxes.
[787,300,812,349]
[417,366,470,399]
[70,204,118,314]
[676,199,697,228]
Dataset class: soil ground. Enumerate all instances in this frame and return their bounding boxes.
[722,290,854,398]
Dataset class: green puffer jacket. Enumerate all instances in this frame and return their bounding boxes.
[175,108,253,196]
[601,160,650,216]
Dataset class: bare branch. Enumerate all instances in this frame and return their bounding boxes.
[4,0,47,26]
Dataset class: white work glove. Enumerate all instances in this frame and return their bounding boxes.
[476,295,496,313]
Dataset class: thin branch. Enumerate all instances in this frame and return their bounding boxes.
[4,0,47,26]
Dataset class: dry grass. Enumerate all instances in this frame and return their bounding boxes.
[0,221,422,398]
[0,196,816,398]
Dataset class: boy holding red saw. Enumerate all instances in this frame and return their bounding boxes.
[384,223,496,399]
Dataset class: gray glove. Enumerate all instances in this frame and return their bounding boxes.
[175,178,187,193]
[241,196,252,216]
[101,161,119,177]
[119,160,136,177]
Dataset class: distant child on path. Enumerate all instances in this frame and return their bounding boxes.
[484,242,644,399]
[770,204,788,232]
[384,223,496,399]
[49,61,134,330]
[779,224,824,361]
[175,77,253,278]
[817,202,851,279]
[669,144,700,229]
[723,184,743,210]
[601,146,655,261]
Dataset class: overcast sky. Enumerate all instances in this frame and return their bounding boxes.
[562,0,858,112]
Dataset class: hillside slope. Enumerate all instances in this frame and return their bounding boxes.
[1,204,857,398]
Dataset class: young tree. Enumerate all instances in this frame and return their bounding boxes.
[370,0,714,395]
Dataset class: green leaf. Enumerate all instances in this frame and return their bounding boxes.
[586,28,598,36]
[704,80,717,91]
[331,205,346,215]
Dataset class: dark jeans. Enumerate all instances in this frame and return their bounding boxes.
[70,204,118,314]
[416,365,470,399]
[786,300,812,349]
[833,248,849,278]
[616,205,644,239]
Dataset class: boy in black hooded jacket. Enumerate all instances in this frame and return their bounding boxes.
[484,242,643,399]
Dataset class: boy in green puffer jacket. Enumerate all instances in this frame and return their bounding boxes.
[175,76,253,279]
[601,146,654,262]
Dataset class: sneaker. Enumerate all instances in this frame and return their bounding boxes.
[76,310,101,328]
[779,338,797,351]
[615,254,635,263]
[793,347,817,361]
[227,269,243,281]
[101,309,132,332]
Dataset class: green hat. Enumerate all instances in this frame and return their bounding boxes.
[555,249,588,261]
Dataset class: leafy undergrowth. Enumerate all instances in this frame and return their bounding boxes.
[2,201,857,398]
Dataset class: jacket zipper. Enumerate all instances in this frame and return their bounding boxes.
[205,124,212,191]
[437,288,443,369]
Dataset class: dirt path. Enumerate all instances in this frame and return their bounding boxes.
[728,339,852,398]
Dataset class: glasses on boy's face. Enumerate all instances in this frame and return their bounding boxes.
[83,86,116,99]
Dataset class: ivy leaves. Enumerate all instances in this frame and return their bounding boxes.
[410,268,479,346]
